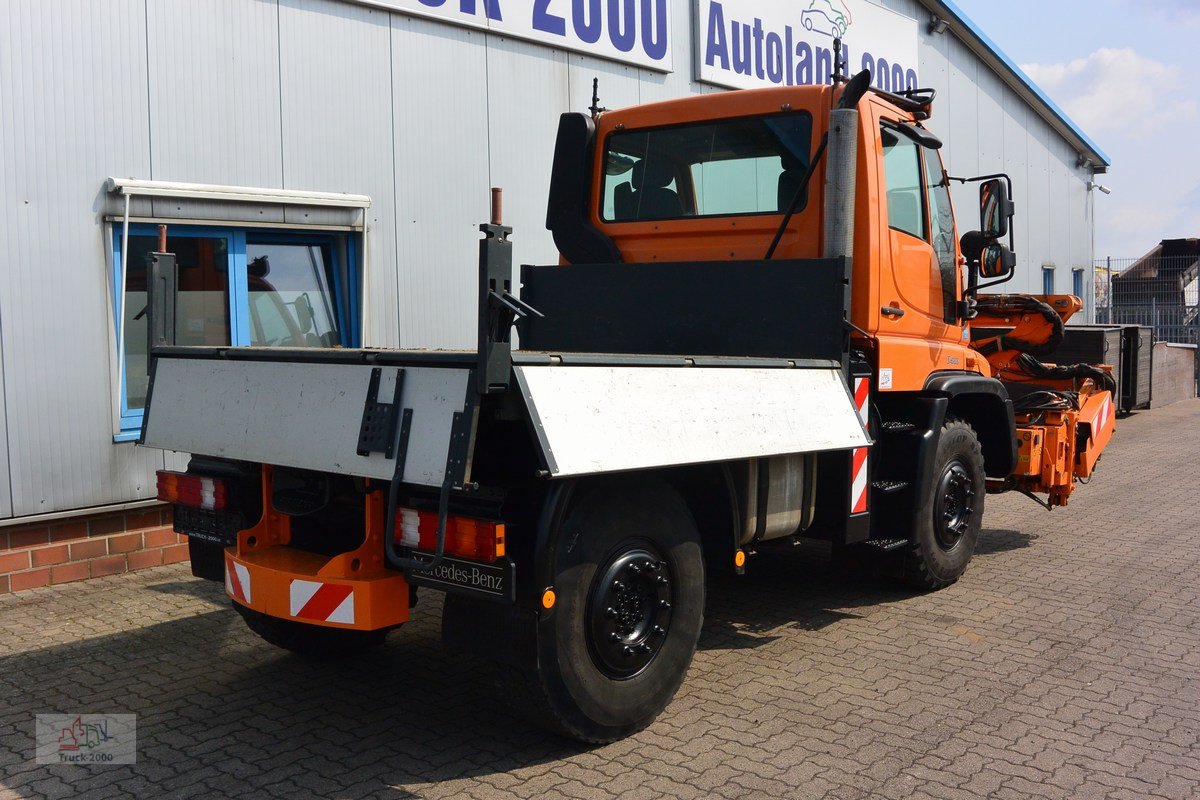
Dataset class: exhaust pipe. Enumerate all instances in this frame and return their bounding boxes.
[822,107,859,263]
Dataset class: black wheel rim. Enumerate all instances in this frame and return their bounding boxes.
[586,544,673,680]
[934,459,975,550]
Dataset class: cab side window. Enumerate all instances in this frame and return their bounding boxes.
[923,147,959,322]
[881,127,927,239]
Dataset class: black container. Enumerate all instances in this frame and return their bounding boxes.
[1121,325,1153,413]
[1046,325,1124,410]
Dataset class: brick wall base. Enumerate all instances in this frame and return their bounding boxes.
[0,506,187,594]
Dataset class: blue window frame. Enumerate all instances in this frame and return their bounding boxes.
[1042,266,1055,296]
[111,223,361,441]
[1072,268,1085,300]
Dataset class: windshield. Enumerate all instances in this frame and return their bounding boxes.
[601,113,813,222]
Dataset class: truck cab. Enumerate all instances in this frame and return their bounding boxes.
[578,84,975,388]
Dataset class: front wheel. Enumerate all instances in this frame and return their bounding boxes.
[506,481,705,743]
[900,418,985,590]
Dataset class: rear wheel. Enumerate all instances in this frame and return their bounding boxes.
[234,604,389,658]
[900,419,985,590]
[506,481,705,743]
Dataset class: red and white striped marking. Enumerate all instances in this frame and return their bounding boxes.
[1097,394,1112,433]
[851,377,870,515]
[289,580,355,625]
[225,555,251,604]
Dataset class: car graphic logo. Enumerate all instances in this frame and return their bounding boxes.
[802,0,852,39]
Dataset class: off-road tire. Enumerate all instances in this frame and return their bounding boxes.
[901,418,985,590]
[501,481,705,743]
[234,604,389,658]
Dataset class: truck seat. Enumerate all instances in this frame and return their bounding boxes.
[614,158,682,220]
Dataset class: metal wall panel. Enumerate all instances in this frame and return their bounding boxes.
[390,16,491,350]
[146,0,284,189]
[278,0,398,345]
[1024,118,1051,292]
[0,316,11,518]
[485,36,571,276]
[567,53,641,117]
[1046,134,1072,280]
[637,0,703,103]
[0,0,164,516]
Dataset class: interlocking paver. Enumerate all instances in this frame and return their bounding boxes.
[2,400,1200,799]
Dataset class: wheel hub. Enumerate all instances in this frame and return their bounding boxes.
[935,460,975,550]
[587,547,673,680]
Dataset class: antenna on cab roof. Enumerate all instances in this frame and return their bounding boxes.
[589,78,607,119]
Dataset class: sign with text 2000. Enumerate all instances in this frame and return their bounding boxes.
[388,0,673,71]
[696,0,918,92]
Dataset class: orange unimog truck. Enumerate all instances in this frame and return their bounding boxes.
[140,69,1115,743]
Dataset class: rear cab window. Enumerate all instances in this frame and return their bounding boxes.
[601,113,814,222]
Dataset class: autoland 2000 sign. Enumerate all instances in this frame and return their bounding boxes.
[696,0,920,91]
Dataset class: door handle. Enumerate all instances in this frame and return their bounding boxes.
[881,306,906,318]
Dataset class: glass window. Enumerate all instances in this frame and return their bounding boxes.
[881,127,926,239]
[116,231,233,414]
[923,147,958,322]
[1072,268,1084,300]
[246,241,342,347]
[601,113,813,222]
[111,225,359,439]
[1043,267,1056,295]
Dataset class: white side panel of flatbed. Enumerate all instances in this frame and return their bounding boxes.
[141,358,471,487]
[514,366,870,477]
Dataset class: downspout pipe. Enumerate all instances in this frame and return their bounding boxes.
[116,192,131,419]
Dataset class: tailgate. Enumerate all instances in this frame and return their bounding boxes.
[141,350,474,488]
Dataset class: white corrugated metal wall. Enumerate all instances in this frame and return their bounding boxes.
[894,0,1094,301]
[0,0,1097,520]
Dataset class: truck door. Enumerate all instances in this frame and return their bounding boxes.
[878,123,960,342]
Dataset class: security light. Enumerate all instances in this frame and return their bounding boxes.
[1087,182,1112,195]
[928,15,949,34]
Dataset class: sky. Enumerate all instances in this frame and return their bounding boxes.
[953,0,1200,258]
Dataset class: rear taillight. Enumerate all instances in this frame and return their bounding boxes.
[156,470,227,511]
[395,508,505,563]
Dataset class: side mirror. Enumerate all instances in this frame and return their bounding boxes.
[291,293,315,334]
[980,179,1014,240]
[979,243,1016,279]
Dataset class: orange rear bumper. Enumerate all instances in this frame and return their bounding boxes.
[224,467,409,632]
[224,547,409,631]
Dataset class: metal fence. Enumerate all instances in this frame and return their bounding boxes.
[1094,255,1200,346]
[1095,254,1200,397]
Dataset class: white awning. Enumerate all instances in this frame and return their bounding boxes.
[105,177,371,209]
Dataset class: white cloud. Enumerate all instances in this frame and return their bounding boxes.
[1021,48,1197,139]
[1138,0,1200,26]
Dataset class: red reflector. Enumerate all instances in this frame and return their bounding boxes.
[156,470,227,511]
[394,508,505,563]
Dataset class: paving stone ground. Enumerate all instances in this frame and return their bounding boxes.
[1,400,1198,800]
